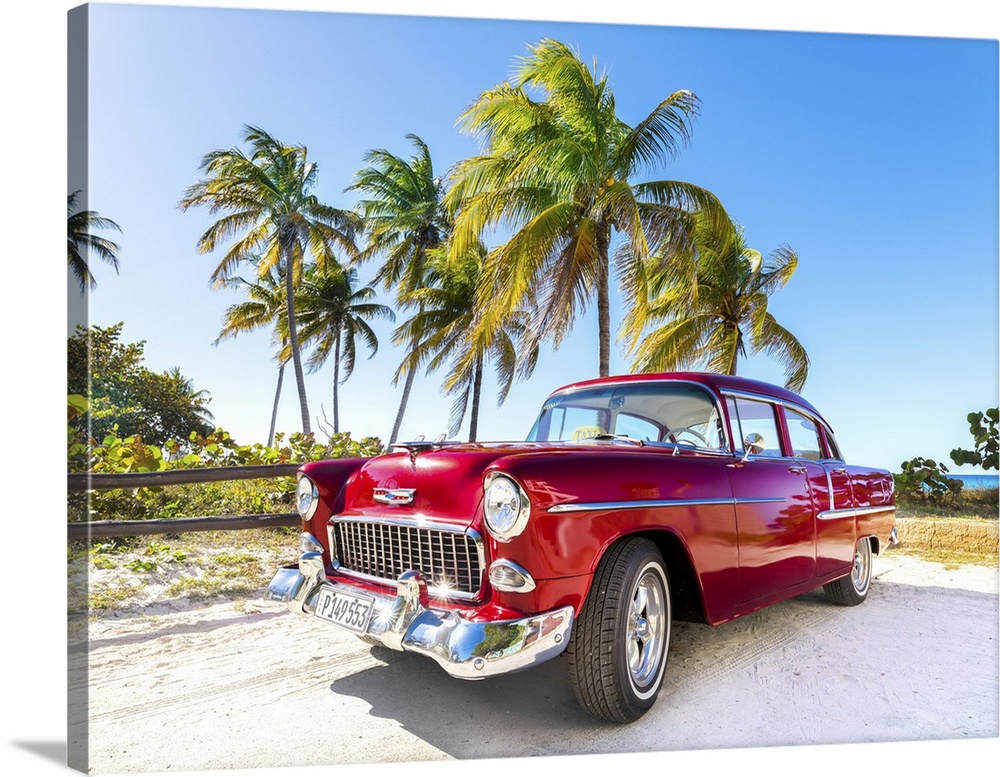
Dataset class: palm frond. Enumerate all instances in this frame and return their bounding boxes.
[626,211,808,387]
[616,90,700,175]
[754,313,810,392]
[67,191,122,291]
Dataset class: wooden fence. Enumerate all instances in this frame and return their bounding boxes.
[67,464,303,540]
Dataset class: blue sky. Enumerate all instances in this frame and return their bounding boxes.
[68,2,998,474]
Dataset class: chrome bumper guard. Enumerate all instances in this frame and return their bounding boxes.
[266,550,573,680]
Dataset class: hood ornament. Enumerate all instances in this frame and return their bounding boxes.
[373,488,416,506]
[391,434,462,463]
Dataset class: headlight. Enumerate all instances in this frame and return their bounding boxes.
[483,474,530,542]
[296,475,319,520]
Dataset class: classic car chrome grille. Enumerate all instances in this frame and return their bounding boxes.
[329,519,484,599]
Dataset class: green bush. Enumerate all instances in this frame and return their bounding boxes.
[69,395,384,523]
[893,457,963,504]
[950,408,999,472]
[68,323,215,446]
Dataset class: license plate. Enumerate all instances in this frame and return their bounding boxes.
[313,587,375,633]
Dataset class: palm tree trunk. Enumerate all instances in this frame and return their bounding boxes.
[388,364,414,445]
[332,332,341,435]
[596,225,612,377]
[389,311,424,446]
[469,353,484,443]
[726,327,741,375]
[268,353,286,447]
[281,241,311,435]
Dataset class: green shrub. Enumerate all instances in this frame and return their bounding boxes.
[68,395,384,524]
[950,408,999,471]
[893,457,963,504]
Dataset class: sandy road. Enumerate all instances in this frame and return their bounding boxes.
[71,552,998,774]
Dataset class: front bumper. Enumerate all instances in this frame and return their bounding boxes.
[266,546,574,680]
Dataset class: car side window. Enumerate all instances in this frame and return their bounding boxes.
[727,396,784,457]
[784,408,822,460]
[823,428,845,461]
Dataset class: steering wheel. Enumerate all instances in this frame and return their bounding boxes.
[666,425,710,447]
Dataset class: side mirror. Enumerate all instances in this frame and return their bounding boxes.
[743,432,765,460]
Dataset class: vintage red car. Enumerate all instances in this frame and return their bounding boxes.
[267,372,897,722]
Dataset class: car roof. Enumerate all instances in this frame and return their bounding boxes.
[548,371,827,424]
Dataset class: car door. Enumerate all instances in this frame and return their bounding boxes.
[782,406,856,578]
[724,395,816,603]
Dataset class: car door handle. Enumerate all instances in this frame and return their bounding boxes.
[831,468,847,475]
[788,465,807,474]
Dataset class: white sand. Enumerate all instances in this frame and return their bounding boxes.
[68,549,999,775]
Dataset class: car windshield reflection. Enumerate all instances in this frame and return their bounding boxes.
[526,382,726,450]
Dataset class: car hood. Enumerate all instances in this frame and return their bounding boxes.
[326,438,736,531]
[337,441,573,527]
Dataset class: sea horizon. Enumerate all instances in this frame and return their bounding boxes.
[948,473,999,490]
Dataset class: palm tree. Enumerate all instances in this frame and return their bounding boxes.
[447,38,725,378]
[626,216,809,392]
[292,264,394,434]
[214,266,288,446]
[179,125,360,434]
[393,246,537,442]
[164,366,216,429]
[347,134,450,444]
[67,190,121,292]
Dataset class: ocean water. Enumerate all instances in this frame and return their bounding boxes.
[949,473,999,490]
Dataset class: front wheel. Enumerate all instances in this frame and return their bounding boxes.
[567,538,671,723]
[823,537,873,606]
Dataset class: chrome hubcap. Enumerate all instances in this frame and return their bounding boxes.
[852,540,872,595]
[626,567,667,689]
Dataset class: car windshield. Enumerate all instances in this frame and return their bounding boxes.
[526,382,727,450]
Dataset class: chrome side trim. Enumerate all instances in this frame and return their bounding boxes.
[547,496,784,513]
[818,506,897,521]
[818,462,836,511]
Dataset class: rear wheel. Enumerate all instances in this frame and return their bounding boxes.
[567,538,671,723]
[824,538,872,606]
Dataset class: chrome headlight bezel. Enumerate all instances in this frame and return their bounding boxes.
[295,474,319,520]
[483,473,531,543]
[488,559,537,592]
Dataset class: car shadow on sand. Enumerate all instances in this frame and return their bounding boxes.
[328,646,623,759]
[324,602,822,761]
[326,578,999,760]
